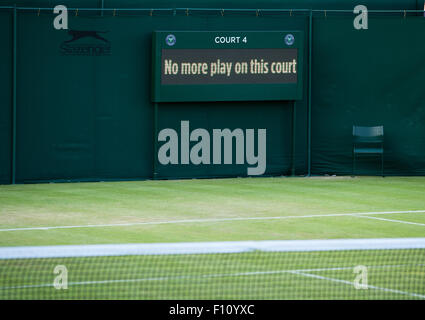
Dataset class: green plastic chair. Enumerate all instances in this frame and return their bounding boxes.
[352,125,384,177]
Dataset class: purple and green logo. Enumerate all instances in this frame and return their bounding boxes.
[284,34,295,46]
[165,34,176,46]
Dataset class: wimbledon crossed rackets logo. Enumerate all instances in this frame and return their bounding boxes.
[166,34,177,46]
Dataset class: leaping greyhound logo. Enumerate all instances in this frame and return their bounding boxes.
[64,30,109,43]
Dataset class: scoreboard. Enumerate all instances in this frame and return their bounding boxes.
[152,31,304,102]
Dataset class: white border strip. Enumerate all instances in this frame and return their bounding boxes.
[1,238,425,259]
[1,210,424,232]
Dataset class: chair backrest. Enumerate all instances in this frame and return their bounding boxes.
[353,126,384,143]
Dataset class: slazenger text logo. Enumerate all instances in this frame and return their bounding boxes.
[60,30,111,56]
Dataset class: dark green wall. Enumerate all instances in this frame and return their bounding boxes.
[311,16,425,175]
[0,12,12,184]
[12,12,308,182]
[0,1,424,183]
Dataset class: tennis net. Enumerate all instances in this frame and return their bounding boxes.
[1,238,424,299]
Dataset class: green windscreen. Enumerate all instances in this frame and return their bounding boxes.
[0,3,424,183]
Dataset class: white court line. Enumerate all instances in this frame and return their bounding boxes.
[2,263,424,292]
[290,270,425,299]
[353,215,425,227]
[1,210,424,232]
